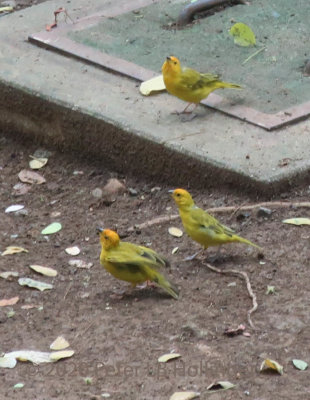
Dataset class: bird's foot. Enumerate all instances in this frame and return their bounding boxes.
[136,281,156,289]
[184,250,203,261]
[180,113,197,122]
[109,289,127,300]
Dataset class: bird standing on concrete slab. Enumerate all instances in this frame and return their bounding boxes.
[162,56,242,114]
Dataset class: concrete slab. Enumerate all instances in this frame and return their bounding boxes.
[0,0,310,194]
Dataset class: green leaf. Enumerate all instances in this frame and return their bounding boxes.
[266,285,276,295]
[282,218,310,226]
[41,222,62,235]
[18,277,53,291]
[13,383,24,389]
[292,359,308,371]
[229,23,256,47]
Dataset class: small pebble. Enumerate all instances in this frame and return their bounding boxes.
[128,188,138,196]
[257,207,272,218]
[92,188,103,198]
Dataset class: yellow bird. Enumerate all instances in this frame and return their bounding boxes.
[170,189,261,257]
[162,56,242,113]
[98,228,179,299]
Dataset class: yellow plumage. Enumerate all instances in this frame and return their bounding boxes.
[162,56,241,113]
[98,229,179,299]
[170,189,261,252]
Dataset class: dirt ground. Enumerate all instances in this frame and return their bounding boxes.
[0,132,309,400]
[1,1,310,399]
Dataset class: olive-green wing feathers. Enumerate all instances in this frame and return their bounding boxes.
[190,207,235,238]
[180,67,220,90]
[105,242,169,271]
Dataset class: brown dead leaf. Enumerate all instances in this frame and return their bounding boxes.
[0,296,19,307]
[21,304,41,310]
[18,169,46,185]
[102,178,126,203]
[12,183,31,196]
[224,324,246,337]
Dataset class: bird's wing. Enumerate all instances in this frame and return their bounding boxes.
[180,68,219,90]
[106,242,168,271]
[190,207,235,238]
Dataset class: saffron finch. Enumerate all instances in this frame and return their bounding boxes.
[162,56,242,113]
[170,189,261,255]
[98,228,179,299]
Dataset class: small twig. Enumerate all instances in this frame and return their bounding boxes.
[242,47,266,65]
[73,322,95,343]
[127,201,310,232]
[63,283,72,300]
[202,262,258,329]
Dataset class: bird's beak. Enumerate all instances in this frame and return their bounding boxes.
[168,189,174,195]
[96,227,104,234]
[166,56,171,61]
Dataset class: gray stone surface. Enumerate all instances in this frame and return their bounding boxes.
[0,0,310,193]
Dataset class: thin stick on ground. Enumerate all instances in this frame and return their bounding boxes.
[201,262,258,330]
[127,201,310,232]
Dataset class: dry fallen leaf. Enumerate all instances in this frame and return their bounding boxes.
[68,259,93,269]
[7,350,52,364]
[139,75,166,96]
[18,278,53,291]
[169,392,200,400]
[29,265,57,277]
[12,183,31,196]
[4,349,74,365]
[5,205,24,213]
[224,324,246,337]
[0,271,19,279]
[29,157,48,170]
[50,336,70,351]
[0,296,19,307]
[18,169,46,185]
[0,355,17,369]
[168,227,183,238]
[206,381,236,392]
[21,304,41,310]
[65,246,80,256]
[282,218,310,226]
[0,6,14,13]
[49,350,74,361]
[1,246,28,256]
[158,353,181,363]
[260,358,283,375]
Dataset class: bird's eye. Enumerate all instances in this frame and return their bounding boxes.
[176,193,181,197]
[104,235,109,240]
[174,62,177,65]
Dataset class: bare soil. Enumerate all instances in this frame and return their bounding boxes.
[0,133,309,400]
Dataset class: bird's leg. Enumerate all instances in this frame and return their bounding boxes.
[181,103,198,114]
[207,246,222,263]
[110,283,136,299]
[184,249,204,261]
[171,103,197,116]
[137,280,157,289]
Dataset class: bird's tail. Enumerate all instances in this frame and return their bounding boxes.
[219,82,242,90]
[155,274,179,300]
[235,235,262,250]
